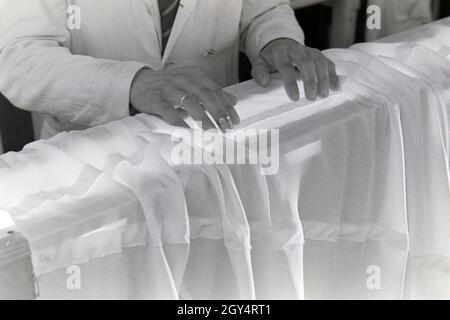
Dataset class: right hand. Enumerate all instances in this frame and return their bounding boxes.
[130,67,240,131]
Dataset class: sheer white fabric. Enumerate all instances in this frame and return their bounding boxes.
[1,19,449,299]
[0,232,34,300]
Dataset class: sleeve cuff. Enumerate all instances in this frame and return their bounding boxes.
[244,4,305,63]
[72,61,150,127]
[97,62,150,125]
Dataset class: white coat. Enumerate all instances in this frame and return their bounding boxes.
[0,0,304,137]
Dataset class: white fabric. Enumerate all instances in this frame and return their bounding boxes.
[0,0,304,138]
[0,232,34,300]
[1,18,450,299]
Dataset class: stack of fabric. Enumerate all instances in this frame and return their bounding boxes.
[0,18,449,300]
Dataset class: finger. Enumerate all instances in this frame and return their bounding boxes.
[177,69,238,130]
[313,55,330,98]
[167,89,205,122]
[279,64,300,101]
[222,92,240,125]
[156,101,187,127]
[200,89,235,131]
[327,60,340,91]
[166,89,217,129]
[179,94,217,129]
[185,85,235,131]
[185,72,239,126]
[271,51,300,101]
[292,55,317,101]
[251,57,271,87]
[180,95,205,121]
[224,91,238,106]
[225,105,240,126]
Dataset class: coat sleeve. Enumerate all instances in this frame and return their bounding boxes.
[240,0,305,63]
[0,0,148,127]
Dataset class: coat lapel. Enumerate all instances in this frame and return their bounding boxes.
[142,0,163,62]
[162,0,198,63]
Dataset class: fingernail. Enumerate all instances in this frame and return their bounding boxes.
[218,116,233,131]
[289,90,300,101]
[306,92,317,101]
[226,116,234,129]
[319,88,329,98]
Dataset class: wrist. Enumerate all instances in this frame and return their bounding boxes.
[260,38,303,55]
[130,67,152,108]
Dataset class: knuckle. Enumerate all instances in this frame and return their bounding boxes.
[215,111,230,119]
[316,55,329,65]
[160,86,172,96]
[280,63,294,70]
[299,57,313,66]
[304,79,318,87]
[199,87,213,97]
[309,48,322,56]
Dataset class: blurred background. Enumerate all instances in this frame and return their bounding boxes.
[0,0,449,154]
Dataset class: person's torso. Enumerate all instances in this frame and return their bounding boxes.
[67,0,243,87]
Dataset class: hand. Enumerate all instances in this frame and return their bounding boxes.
[130,67,240,131]
[252,39,340,101]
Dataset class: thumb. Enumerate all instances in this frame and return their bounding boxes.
[251,56,271,87]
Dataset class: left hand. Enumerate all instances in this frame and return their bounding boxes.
[252,38,340,101]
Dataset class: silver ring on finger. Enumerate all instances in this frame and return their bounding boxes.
[218,115,233,129]
[180,93,195,108]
